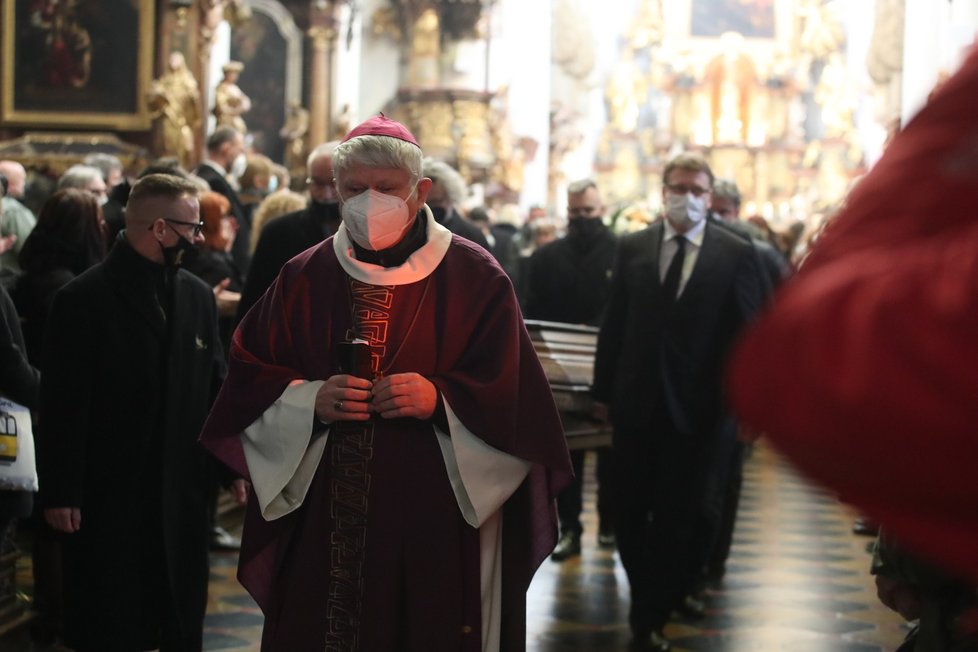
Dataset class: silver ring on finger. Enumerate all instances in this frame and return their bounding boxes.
[334,400,344,411]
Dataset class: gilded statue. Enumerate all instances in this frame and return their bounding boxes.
[280,102,310,176]
[213,61,252,133]
[147,51,201,169]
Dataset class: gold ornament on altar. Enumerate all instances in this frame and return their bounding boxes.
[704,33,757,145]
[407,8,441,87]
[605,49,645,133]
[147,51,201,169]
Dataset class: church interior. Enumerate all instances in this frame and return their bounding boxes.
[1,0,976,651]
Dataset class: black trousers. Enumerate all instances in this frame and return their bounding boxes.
[556,447,614,535]
[706,440,747,577]
[613,421,732,637]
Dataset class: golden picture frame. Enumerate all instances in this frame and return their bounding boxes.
[1,0,155,130]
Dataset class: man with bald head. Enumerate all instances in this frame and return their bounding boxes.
[39,174,241,652]
[0,160,38,271]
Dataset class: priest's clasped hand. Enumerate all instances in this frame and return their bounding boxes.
[369,373,437,420]
[316,374,373,422]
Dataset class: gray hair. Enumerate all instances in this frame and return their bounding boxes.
[422,157,467,206]
[58,165,104,190]
[206,126,242,152]
[567,178,598,196]
[712,179,742,207]
[332,136,422,187]
[306,141,340,171]
[83,153,123,181]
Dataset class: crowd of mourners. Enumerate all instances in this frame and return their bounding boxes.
[1,61,976,652]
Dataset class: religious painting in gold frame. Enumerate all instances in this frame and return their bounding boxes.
[663,0,794,50]
[1,0,155,129]
[691,0,776,39]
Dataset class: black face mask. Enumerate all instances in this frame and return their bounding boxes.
[310,198,340,222]
[429,205,448,225]
[567,217,605,242]
[160,233,199,269]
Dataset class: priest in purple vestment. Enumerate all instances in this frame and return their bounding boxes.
[199,115,572,652]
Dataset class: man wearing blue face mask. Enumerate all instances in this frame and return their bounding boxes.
[592,153,765,651]
[200,115,572,652]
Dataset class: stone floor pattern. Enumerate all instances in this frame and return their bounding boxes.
[5,442,911,651]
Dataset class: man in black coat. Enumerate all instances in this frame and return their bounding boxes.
[703,178,787,586]
[421,157,492,251]
[39,174,246,652]
[195,126,250,274]
[592,154,764,651]
[523,179,617,561]
[236,141,342,324]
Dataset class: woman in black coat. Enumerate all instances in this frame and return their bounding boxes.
[185,190,243,356]
[12,188,105,644]
[15,188,107,365]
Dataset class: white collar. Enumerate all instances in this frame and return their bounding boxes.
[333,205,452,285]
[201,158,228,176]
[663,216,707,247]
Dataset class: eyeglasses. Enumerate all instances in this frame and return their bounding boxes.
[567,206,599,217]
[665,183,711,197]
[163,218,205,237]
[306,177,334,189]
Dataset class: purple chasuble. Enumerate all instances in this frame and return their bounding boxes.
[200,235,572,652]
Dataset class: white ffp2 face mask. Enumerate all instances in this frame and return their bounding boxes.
[665,193,707,231]
[230,153,247,179]
[341,188,416,251]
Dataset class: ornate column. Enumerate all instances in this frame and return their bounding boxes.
[307,2,342,148]
[373,1,500,186]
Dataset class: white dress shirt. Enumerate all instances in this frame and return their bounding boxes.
[660,218,707,297]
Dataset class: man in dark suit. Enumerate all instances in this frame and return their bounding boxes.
[592,153,764,651]
[39,174,246,652]
[702,178,787,586]
[195,126,250,274]
[524,179,618,560]
[236,141,342,323]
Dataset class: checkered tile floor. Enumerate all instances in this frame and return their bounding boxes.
[4,442,911,651]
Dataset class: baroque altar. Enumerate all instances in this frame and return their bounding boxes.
[595,0,866,227]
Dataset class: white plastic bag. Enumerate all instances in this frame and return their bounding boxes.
[0,396,38,492]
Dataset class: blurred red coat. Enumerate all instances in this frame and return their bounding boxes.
[728,45,978,584]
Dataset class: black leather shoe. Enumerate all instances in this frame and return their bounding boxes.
[852,517,879,536]
[550,530,581,561]
[673,594,707,619]
[211,525,242,551]
[648,631,671,651]
[597,528,616,548]
[630,630,671,651]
